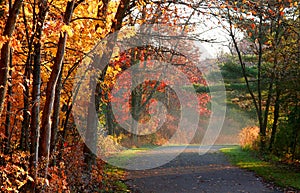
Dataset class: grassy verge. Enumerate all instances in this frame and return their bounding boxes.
[220,146,300,190]
[107,144,158,166]
[102,165,129,193]
[105,145,158,192]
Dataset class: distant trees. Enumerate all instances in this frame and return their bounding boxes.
[210,0,300,157]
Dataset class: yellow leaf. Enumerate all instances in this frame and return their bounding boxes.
[18,180,26,189]
[96,27,103,34]
[88,4,94,14]
[23,6,31,15]
[61,25,73,37]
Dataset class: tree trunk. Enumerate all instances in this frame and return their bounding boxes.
[39,0,75,159]
[83,76,98,172]
[83,0,131,172]
[227,4,268,152]
[50,70,63,154]
[0,0,23,117]
[131,87,142,146]
[21,55,31,151]
[21,2,33,152]
[30,30,42,188]
[105,97,115,135]
[269,89,281,151]
[29,0,48,189]
[4,49,13,154]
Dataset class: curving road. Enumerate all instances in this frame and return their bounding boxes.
[125,145,282,193]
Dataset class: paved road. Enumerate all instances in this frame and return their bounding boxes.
[125,145,283,193]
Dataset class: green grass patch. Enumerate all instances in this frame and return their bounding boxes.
[102,165,130,192]
[104,145,160,192]
[107,148,148,166]
[221,146,300,190]
[107,144,160,165]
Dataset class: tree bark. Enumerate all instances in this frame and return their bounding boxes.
[269,89,280,151]
[21,56,31,151]
[4,49,12,154]
[83,75,98,172]
[39,0,75,159]
[83,0,131,174]
[227,4,272,152]
[50,70,63,154]
[256,3,266,150]
[30,29,42,188]
[21,3,33,152]
[29,0,48,188]
[105,96,115,135]
[0,0,23,117]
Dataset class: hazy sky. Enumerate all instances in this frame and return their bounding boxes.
[196,19,231,59]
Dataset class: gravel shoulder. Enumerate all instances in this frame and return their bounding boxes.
[125,145,283,193]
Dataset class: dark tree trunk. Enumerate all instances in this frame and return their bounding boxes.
[0,43,11,117]
[0,0,23,117]
[83,0,131,176]
[21,2,33,152]
[50,70,63,154]
[83,76,98,172]
[29,0,48,188]
[269,89,281,151]
[39,0,75,160]
[106,97,115,136]
[30,32,42,187]
[21,56,31,151]
[131,88,141,145]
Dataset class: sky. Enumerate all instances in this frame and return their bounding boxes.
[196,18,231,59]
[181,4,233,60]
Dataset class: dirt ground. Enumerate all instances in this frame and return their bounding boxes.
[125,146,284,193]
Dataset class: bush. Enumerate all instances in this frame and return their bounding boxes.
[273,107,300,161]
[239,126,260,150]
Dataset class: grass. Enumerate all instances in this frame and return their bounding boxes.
[104,146,157,193]
[102,164,130,192]
[107,144,159,166]
[221,146,300,190]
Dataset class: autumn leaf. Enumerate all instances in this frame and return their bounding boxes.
[61,24,73,37]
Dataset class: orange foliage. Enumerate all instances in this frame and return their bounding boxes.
[239,126,260,150]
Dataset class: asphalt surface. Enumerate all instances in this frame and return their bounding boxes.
[125,145,283,193]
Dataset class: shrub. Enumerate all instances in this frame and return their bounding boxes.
[239,126,260,150]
